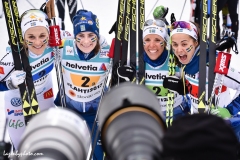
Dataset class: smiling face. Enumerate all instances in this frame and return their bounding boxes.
[24,26,49,55]
[171,33,198,64]
[75,32,98,53]
[143,34,166,60]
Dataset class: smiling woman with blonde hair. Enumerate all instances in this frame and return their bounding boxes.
[1,8,73,150]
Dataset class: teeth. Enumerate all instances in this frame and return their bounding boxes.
[149,50,157,53]
[34,46,42,49]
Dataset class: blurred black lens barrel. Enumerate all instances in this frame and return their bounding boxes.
[17,108,91,160]
[98,82,166,160]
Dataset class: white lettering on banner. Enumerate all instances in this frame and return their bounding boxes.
[31,58,49,69]
[66,62,98,71]
[219,54,227,72]
[145,73,166,80]
[168,79,178,83]
[54,28,60,45]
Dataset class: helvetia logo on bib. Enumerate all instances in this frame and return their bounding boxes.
[66,62,98,71]
[32,57,50,69]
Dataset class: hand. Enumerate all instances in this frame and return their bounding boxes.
[170,13,176,24]
[216,35,238,53]
[153,5,168,19]
[109,21,116,35]
[210,107,232,119]
[163,76,188,95]
[7,70,26,89]
[117,65,135,82]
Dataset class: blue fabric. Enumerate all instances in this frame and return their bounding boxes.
[72,9,99,38]
[226,94,240,116]
[143,49,168,67]
[226,115,240,142]
[0,81,8,91]
[162,95,191,120]
[182,46,200,75]
[32,63,54,81]
[80,112,103,160]
[76,47,96,60]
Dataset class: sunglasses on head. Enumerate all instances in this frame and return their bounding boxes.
[144,19,167,29]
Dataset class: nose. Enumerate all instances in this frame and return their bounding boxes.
[175,46,184,53]
[34,38,43,46]
[81,37,90,44]
[148,41,156,48]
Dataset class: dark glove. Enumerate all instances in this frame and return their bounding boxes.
[39,2,51,24]
[216,35,238,54]
[163,76,188,95]
[117,65,135,82]
[109,21,117,35]
[170,13,176,24]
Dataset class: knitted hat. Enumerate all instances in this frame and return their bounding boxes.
[72,9,99,39]
[162,114,238,160]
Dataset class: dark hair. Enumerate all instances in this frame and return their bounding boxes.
[93,40,100,54]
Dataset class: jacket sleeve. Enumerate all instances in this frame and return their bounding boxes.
[0,81,9,91]
[222,67,240,115]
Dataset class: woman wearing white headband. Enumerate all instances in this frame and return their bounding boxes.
[168,20,240,141]
[0,8,73,150]
[117,19,191,121]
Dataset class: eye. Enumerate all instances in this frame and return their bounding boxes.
[79,34,84,38]
[155,38,161,42]
[144,39,150,42]
[40,34,46,38]
[172,43,177,47]
[28,36,35,39]
[89,34,95,38]
[182,43,187,47]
